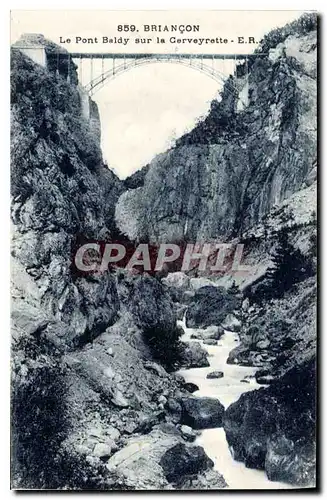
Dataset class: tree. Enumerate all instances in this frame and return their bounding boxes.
[229,280,240,295]
[265,230,314,298]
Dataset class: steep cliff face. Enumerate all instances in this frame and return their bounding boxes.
[11,44,124,342]
[117,17,317,243]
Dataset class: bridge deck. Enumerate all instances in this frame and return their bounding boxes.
[69,52,267,60]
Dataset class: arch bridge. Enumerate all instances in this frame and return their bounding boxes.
[69,52,254,96]
[13,44,267,108]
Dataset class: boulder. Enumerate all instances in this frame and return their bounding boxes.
[221,313,242,332]
[122,274,177,335]
[203,339,218,346]
[183,468,228,489]
[111,389,129,408]
[242,298,250,311]
[206,371,224,380]
[305,166,317,187]
[162,272,190,292]
[179,341,209,368]
[226,345,248,365]
[159,443,214,483]
[265,435,316,487]
[256,339,270,350]
[227,345,267,368]
[183,382,199,393]
[136,411,166,434]
[93,442,113,459]
[180,396,225,429]
[205,325,225,340]
[185,286,240,328]
[223,358,316,486]
[191,325,224,341]
[190,278,216,291]
[119,275,182,367]
[256,374,276,385]
[180,425,197,442]
[143,361,168,378]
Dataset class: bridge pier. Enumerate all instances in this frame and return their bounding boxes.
[79,87,90,121]
[237,80,249,111]
[78,86,101,141]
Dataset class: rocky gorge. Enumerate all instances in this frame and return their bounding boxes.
[11,14,317,491]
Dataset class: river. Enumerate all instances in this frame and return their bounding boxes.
[177,317,294,490]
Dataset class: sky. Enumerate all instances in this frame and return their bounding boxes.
[11,10,307,178]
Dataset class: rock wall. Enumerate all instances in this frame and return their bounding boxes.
[117,19,317,243]
[11,43,124,342]
[224,358,316,486]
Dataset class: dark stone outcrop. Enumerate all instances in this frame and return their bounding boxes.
[203,339,218,346]
[160,443,214,483]
[117,274,182,367]
[120,274,177,335]
[180,396,225,429]
[175,303,188,320]
[255,370,276,385]
[185,286,240,328]
[183,382,199,393]
[223,358,316,486]
[206,371,224,379]
[179,341,210,368]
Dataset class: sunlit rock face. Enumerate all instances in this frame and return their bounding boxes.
[117,27,317,243]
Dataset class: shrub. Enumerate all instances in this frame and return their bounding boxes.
[11,360,69,488]
[256,13,317,55]
[11,353,128,489]
[142,324,183,370]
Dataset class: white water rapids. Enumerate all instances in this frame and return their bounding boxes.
[177,317,293,490]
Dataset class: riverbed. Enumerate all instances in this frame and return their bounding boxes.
[177,318,294,490]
